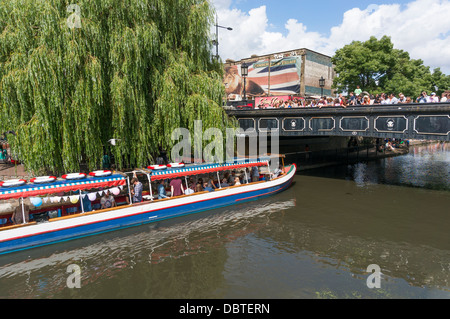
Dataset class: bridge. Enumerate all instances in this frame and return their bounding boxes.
[225,103,450,141]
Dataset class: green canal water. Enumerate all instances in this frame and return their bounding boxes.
[0,142,448,299]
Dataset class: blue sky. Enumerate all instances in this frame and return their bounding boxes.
[212,0,450,73]
[227,0,410,35]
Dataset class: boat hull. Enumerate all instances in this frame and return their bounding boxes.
[0,164,296,255]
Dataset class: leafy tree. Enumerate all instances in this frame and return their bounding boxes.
[429,68,450,96]
[332,35,450,98]
[0,0,235,174]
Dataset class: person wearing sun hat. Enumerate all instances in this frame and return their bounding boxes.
[428,92,439,103]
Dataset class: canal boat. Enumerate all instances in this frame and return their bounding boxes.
[0,157,295,255]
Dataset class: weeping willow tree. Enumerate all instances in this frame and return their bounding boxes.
[0,0,235,174]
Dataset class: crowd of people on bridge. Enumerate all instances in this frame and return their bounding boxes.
[332,86,449,108]
[253,86,449,109]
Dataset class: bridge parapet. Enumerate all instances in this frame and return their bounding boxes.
[225,103,450,141]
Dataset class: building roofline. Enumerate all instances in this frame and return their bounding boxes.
[224,48,332,66]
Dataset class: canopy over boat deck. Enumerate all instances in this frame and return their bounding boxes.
[0,174,127,201]
[148,158,271,181]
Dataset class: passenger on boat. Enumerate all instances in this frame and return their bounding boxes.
[101,190,117,209]
[223,172,231,184]
[188,177,196,191]
[11,200,30,224]
[228,171,237,184]
[158,180,167,199]
[251,166,260,182]
[185,183,194,195]
[221,178,229,187]
[202,178,217,192]
[271,165,285,179]
[170,178,184,197]
[206,174,217,190]
[234,177,241,186]
[240,169,249,183]
[195,182,203,192]
[131,178,143,203]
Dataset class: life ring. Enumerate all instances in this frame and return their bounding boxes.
[167,163,185,168]
[62,173,87,180]
[0,179,27,187]
[148,165,167,170]
[30,176,57,184]
[89,170,112,177]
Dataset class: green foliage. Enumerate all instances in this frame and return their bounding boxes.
[332,36,450,98]
[0,0,234,174]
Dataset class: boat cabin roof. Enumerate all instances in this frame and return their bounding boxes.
[0,156,280,200]
[148,158,270,181]
[0,174,126,201]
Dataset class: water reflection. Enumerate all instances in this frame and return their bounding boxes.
[0,198,297,298]
[304,142,450,191]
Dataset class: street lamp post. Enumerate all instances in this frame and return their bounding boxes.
[241,62,248,103]
[213,15,232,60]
[319,76,325,97]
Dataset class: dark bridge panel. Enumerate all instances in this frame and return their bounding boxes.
[340,116,369,132]
[414,115,449,136]
[310,117,335,132]
[282,118,305,131]
[259,118,279,131]
[228,103,450,141]
[375,116,408,133]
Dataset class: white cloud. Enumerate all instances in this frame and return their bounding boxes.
[212,0,450,73]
